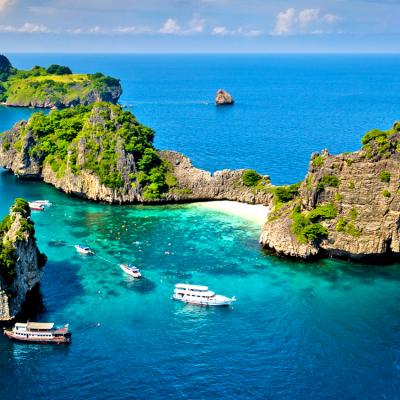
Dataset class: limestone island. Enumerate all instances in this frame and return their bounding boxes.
[0,55,121,109]
[0,102,271,204]
[0,198,46,322]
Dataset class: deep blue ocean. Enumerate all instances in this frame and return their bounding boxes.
[1,54,400,400]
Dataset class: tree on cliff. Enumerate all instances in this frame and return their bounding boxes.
[0,55,13,81]
[46,64,73,75]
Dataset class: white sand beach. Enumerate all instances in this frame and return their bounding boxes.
[194,201,270,225]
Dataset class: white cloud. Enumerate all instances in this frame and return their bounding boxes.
[272,8,341,36]
[212,26,263,37]
[88,26,104,34]
[0,22,50,33]
[112,26,152,34]
[272,8,297,36]
[0,0,12,13]
[212,26,230,35]
[323,14,341,24]
[160,18,180,34]
[188,16,205,33]
[298,9,320,28]
[238,28,263,38]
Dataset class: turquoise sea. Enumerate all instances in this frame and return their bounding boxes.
[1,55,400,399]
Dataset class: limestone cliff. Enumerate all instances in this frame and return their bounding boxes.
[0,103,271,205]
[0,199,46,321]
[260,122,400,262]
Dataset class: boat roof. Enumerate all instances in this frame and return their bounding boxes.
[16,322,54,330]
[175,283,209,291]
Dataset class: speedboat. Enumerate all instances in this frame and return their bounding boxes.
[74,245,94,255]
[4,322,71,344]
[172,283,236,306]
[33,200,52,206]
[120,264,142,278]
[28,202,44,211]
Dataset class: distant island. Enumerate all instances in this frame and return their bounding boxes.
[0,55,121,109]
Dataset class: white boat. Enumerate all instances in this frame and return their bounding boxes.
[28,202,44,211]
[119,264,142,279]
[4,322,71,344]
[172,283,236,306]
[74,245,94,255]
[33,200,52,206]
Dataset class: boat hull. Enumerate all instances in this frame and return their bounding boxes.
[172,295,234,306]
[4,330,71,344]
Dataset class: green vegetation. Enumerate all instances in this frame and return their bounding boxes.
[0,55,120,105]
[46,64,72,75]
[349,207,358,220]
[242,169,262,187]
[336,207,361,237]
[335,193,343,201]
[336,218,361,237]
[317,175,340,192]
[11,103,171,199]
[380,171,391,183]
[348,180,355,190]
[312,155,325,167]
[290,204,330,244]
[361,122,400,159]
[307,204,337,222]
[382,189,391,198]
[272,183,300,206]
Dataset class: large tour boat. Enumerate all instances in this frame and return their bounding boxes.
[4,322,71,344]
[172,284,236,306]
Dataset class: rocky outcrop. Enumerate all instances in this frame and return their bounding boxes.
[260,124,400,262]
[160,151,272,204]
[0,199,46,321]
[215,89,234,106]
[260,215,319,259]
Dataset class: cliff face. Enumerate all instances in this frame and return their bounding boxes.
[260,123,400,262]
[0,199,46,321]
[0,104,272,205]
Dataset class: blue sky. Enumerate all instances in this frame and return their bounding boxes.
[0,0,400,52]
